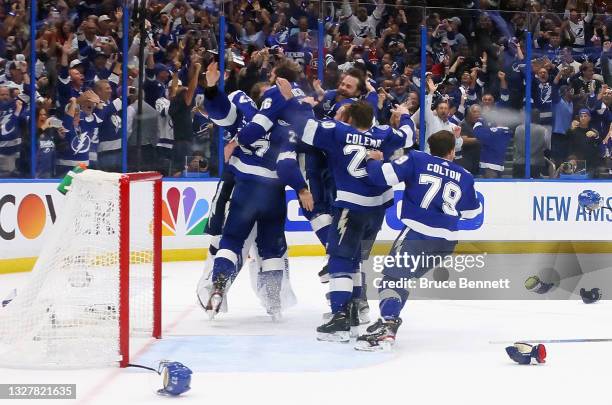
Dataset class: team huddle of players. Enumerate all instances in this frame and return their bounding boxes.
[195,60,484,351]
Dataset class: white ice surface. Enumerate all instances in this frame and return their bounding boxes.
[1,257,611,405]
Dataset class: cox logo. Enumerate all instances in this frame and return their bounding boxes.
[0,194,57,240]
[161,186,209,236]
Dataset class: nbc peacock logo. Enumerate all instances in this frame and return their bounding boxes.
[161,186,209,236]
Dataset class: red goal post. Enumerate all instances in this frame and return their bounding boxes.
[0,170,164,368]
[119,172,163,368]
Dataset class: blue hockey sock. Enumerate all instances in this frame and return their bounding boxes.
[328,256,355,313]
[211,249,238,280]
[378,275,409,319]
[379,298,403,319]
[315,226,330,246]
[329,276,353,313]
[310,214,331,246]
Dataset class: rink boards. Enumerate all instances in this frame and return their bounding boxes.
[1,178,611,273]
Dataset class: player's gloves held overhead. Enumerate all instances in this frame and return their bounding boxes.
[505,342,547,365]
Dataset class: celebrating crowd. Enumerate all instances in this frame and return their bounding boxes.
[0,0,610,178]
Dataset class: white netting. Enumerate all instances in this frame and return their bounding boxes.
[0,170,156,368]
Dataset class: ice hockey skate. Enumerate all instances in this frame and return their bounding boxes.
[203,274,229,320]
[316,311,350,342]
[355,318,402,352]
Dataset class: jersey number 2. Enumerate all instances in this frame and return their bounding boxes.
[343,145,367,178]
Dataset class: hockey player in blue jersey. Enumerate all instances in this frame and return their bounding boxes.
[354,130,484,351]
[202,67,314,320]
[196,63,313,320]
[235,60,338,283]
[279,77,415,341]
[310,68,380,286]
[312,68,379,120]
[199,62,258,264]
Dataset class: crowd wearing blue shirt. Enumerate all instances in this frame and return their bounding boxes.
[0,0,611,178]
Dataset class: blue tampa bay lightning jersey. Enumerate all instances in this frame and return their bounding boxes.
[366,149,483,240]
[472,120,512,172]
[237,83,314,141]
[205,89,257,140]
[0,101,26,156]
[205,86,306,192]
[319,90,379,120]
[57,112,101,167]
[296,116,415,211]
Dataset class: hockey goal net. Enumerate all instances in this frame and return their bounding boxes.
[0,170,162,368]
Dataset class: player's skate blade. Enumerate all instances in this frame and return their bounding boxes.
[354,339,394,352]
[354,317,402,351]
[205,292,223,320]
[316,311,350,343]
[204,274,229,320]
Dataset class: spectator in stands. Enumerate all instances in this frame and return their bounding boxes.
[421,76,463,154]
[376,62,396,88]
[57,97,88,176]
[127,86,159,172]
[94,80,123,172]
[590,85,612,138]
[58,39,85,113]
[565,0,594,53]
[35,108,59,178]
[571,62,603,110]
[4,0,612,181]
[566,108,603,177]
[459,104,482,175]
[376,76,409,124]
[531,62,554,127]
[602,125,612,174]
[144,48,171,108]
[602,41,612,86]
[341,0,385,43]
[513,109,550,178]
[4,59,28,93]
[480,71,512,126]
[169,58,202,171]
[551,84,575,166]
[0,87,25,177]
[556,47,582,75]
[405,91,420,116]
[472,116,513,179]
